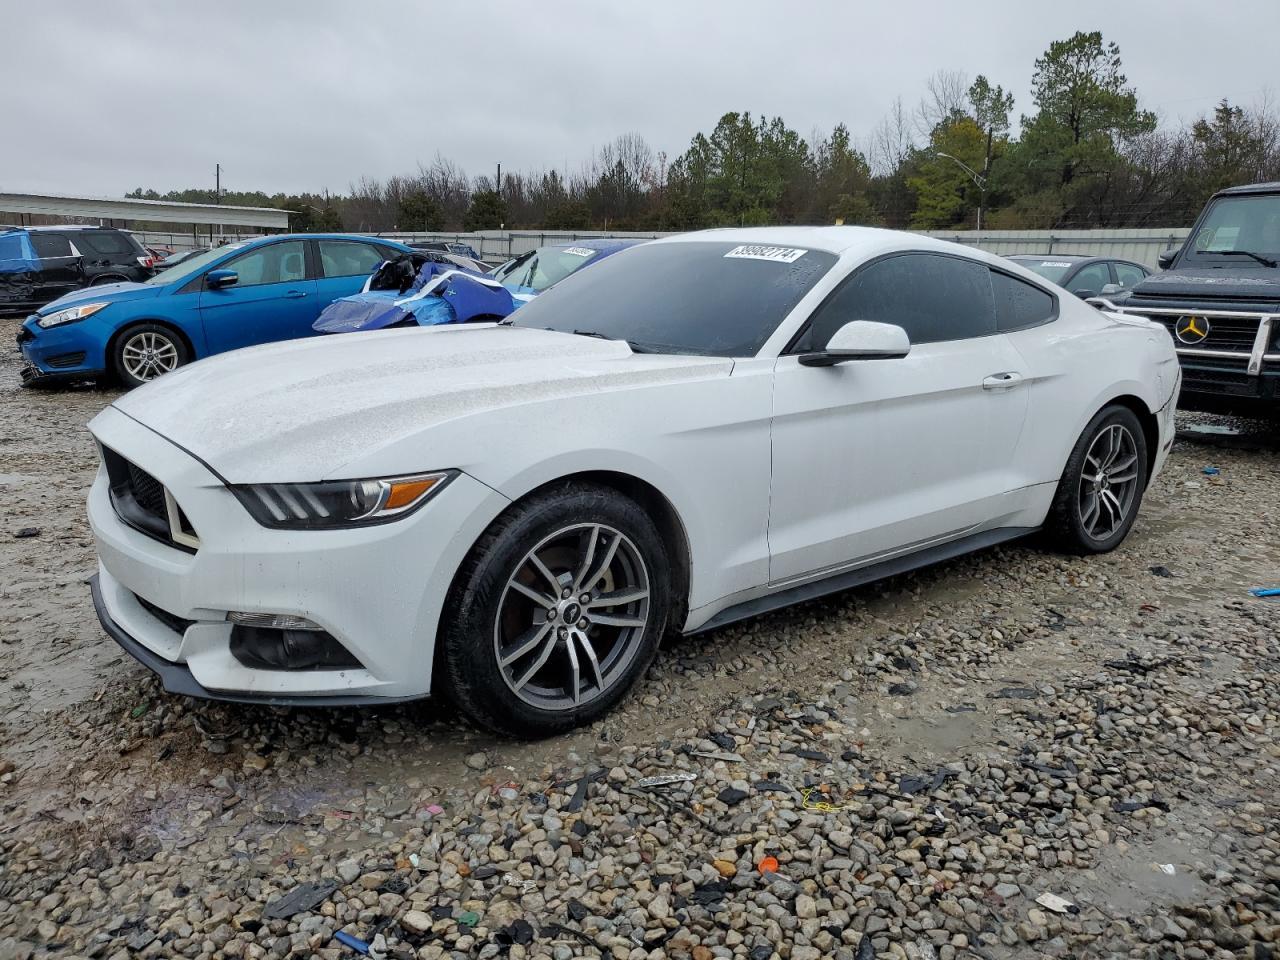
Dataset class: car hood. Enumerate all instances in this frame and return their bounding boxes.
[39,281,160,314]
[108,325,733,483]
[1129,266,1280,302]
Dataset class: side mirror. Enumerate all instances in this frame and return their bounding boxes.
[206,269,238,289]
[1157,248,1178,270]
[1100,283,1122,295]
[799,320,910,366]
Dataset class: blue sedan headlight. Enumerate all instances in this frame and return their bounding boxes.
[37,302,110,329]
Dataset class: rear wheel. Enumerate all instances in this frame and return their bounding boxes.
[113,323,189,389]
[1046,405,1148,554]
[439,483,669,737]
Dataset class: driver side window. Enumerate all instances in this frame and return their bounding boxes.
[793,252,995,353]
[221,241,307,288]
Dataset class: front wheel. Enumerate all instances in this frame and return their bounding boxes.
[1045,405,1148,554]
[113,323,189,389]
[439,483,670,737]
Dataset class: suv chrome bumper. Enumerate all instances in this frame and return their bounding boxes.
[1097,302,1279,377]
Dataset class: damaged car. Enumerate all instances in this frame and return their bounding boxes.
[1,227,87,314]
[313,238,644,333]
[86,227,1179,737]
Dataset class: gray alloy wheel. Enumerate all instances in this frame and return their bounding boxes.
[120,328,180,382]
[493,522,651,711]
[1077,422,1141,541]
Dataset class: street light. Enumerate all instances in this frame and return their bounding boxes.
[935,152,987,234]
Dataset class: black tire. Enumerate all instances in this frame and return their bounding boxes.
[112,323,190,389]
[91,274,130,286]
[438,482,670,738]
[1045,404,1149,554]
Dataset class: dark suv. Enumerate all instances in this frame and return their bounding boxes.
[1100,182,1280,417]
[1,226,155,314]
[36,226,155,286]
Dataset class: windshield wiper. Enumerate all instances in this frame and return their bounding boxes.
[1201,249,1278,267]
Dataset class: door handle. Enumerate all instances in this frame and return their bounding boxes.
[283,290,306,299]
[982,371,1024,390]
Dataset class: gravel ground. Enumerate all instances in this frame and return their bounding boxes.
[1,316,1277,960]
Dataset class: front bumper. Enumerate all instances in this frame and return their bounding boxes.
[17,317,107,383]
[87,405,510,703]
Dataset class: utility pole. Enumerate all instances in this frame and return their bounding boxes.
[936,152,987,237]
[215,164,221,204]
[495,162,501,196]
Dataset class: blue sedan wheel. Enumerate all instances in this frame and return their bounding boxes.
[114,324,189,388]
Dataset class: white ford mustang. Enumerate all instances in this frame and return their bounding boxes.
[87,227,1180,736]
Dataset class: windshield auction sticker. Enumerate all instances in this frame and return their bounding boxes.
[1040,261,1073,267]
[562,247,596,258]
[724,245,808,263]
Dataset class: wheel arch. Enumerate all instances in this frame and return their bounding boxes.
[1096,393,1160,482]
[448,468,693,635]
[91,273,132,286]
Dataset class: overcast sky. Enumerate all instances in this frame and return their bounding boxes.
[6,0,1280,199]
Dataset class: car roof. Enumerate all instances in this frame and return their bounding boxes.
[1009,254,1093,263]
[547,237,648,252]
[1215,181,1280,197]
[652,225,999,259]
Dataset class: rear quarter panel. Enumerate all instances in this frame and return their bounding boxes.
[1005,298,1171,486]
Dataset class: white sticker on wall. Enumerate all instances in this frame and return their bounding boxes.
[724,245,808,263]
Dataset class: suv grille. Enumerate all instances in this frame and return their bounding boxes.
[1149,314,1260,352]
[100,446,199,553]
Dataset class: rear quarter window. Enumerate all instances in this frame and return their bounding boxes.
[991,270,1056,332]
[77,231,138,256]
[31,234,75,258]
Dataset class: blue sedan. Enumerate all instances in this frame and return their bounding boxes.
[17,233,411,388]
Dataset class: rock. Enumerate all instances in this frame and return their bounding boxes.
[712,858,737,878]
[401,911,433,935]
[795,894,817,919]
[465,752,489,771]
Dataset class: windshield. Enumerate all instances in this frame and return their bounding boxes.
[491,245,602,292]
[1013,259,1076,283]
[144,242,247,285]
[510,241,839,356]
[1184,194,1280,265]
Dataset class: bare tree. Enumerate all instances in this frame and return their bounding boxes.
[915,69,970,139]
[870,97,916,176]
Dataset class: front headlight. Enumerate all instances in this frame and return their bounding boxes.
[36,302,110,329]
[230,471,455,529]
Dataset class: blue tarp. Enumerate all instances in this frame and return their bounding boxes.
[314,263,520,333]
[0,231,48,306]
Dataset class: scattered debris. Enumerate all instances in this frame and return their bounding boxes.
[494,919,535,946]
[457,911,480,928]
[333,930,371,954]
[566,899,589,922]
[690,750,745,763]
[887,682,917,696]
[263,880,338,919]
[688,879,732,905]
[1202,466,1220,475]
[989,686,1039,699]
[717,786,748,806]
[1149,565,1175,578]
[635,771,696,789]
[784,748,831,763]
[1112,798,1171,814]
[757,856,779,875]
[944,703,977,713]
[1156,863,1176,875]
[14,527,40,539]
[1249,587,1280,598]
[564,769,605,811]
[1035,892,1079,914]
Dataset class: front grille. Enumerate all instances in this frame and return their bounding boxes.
[135,594,195,635]
[126,461,166,519]
[1150,314,1260,352]
[45,351,86,369]
[100,446,198,553]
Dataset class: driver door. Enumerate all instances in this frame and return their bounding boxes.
[198,240,316,353]
[768,252,1029,583]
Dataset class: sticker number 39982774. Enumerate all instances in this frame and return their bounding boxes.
[724,245,808,263]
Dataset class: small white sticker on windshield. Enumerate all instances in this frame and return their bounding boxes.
[724,244,807,263]
[1040,261,1073,267]
[562,246,596,258]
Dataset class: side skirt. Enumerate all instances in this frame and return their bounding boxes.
[688,526,1039,635]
